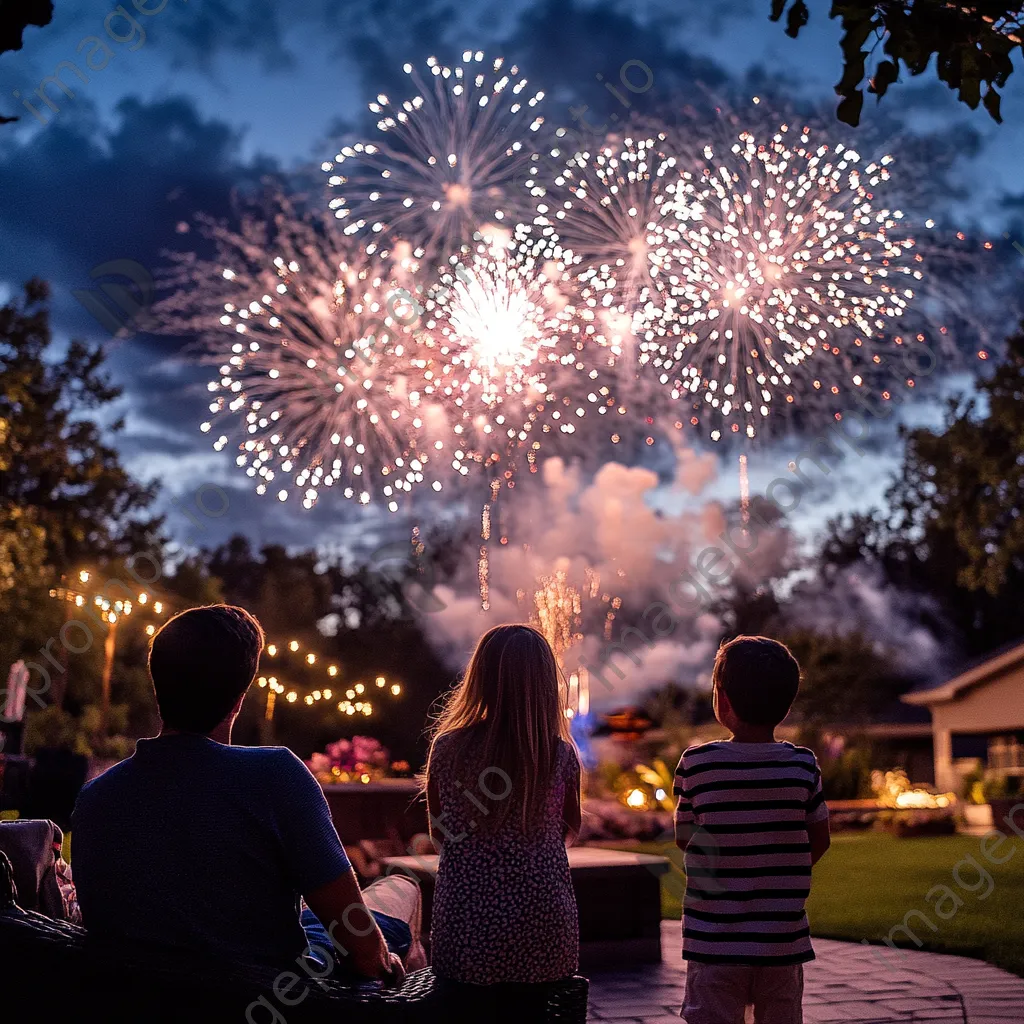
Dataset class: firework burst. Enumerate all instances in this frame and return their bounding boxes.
[417,226,605,480]
[324,52,545,261]
[528,134,696,356]
[159,200,449,511]
[639,121,926,441]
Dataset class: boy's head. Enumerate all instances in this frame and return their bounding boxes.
[712,635,800,730]
[149,604,265,734]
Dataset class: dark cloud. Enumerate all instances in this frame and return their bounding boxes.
[0,93,277,332]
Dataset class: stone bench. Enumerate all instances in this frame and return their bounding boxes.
[383,846,671,969]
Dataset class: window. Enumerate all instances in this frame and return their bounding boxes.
[989,734,1024,773]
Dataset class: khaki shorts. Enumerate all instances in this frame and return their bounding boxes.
[681,961,803,1024]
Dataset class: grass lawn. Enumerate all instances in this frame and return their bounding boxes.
[604,831,1024,978]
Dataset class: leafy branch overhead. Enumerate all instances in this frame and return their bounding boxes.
[770,1,1022,125]
[0,0,55,124]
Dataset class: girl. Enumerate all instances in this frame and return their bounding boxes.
[424,623,582,1001]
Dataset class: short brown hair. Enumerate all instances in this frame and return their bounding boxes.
[713,635,800,727]
[149,604,265,733]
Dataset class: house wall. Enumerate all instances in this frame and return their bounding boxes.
[929,664,1024,791]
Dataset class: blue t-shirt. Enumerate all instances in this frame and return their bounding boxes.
[71,734,351,964]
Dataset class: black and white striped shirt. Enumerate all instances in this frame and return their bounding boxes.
[673,740,828,965]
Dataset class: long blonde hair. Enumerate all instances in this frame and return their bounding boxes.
[427,623,575,832]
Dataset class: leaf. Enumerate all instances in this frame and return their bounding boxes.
[836,88,864,126]
[983,85,1003,123]
[785,0,809,38]
[869,58,899,98]
[769,0,787,23]
[960,72,981,109]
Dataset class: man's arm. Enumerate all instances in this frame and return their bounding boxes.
[272,751,402,983]
[304,869,402,982]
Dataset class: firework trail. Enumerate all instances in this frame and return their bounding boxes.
[157,198,449,511]
[324,52,545,262]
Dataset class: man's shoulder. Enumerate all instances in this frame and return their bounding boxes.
[219,744,313,784]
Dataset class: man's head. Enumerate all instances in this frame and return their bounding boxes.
[149,604,265,734]
[712,635,800,730]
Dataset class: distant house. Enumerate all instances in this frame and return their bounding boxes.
[903,640,1024,792]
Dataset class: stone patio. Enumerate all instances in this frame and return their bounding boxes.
[587,921,1024,1023]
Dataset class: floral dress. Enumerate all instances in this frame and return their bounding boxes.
[428,732,580,985]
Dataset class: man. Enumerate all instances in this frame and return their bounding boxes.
[72,604,420,982]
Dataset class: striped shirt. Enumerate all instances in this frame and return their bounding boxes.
[673,740,828,965]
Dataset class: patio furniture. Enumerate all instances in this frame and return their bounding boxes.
[0,850,588,1023]
[383,846,672,969]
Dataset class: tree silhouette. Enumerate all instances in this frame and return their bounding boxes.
[771,1,1022,125]
[1,0,54,125]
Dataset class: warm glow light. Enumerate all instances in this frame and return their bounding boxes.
[289,640,299,652]
[328,666,338,677]
[376,676,386,687]
[153,602,163,614]
[625,788,648,809]
[145,624,155,636]
[306,653,316,665]
[390,683,401,696]
[79,570,90,583]
[355,683,365,694]
[873,769,955,810]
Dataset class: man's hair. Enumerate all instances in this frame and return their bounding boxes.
[148,604,265,734]
[712,635,800,727]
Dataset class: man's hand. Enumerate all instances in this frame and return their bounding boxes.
[383,951,406,987]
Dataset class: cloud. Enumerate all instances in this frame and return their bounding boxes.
[418,454,728,699]
[0,95,275,317]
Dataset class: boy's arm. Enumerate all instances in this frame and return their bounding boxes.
[806,760,831,865]
[673,754,696,851]
[808,818,831,865]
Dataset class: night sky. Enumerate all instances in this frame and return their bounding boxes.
[3,0,1023,555]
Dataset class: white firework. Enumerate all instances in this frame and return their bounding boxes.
[324,52,545,262]
[643,122,925,441]
[158,201,448,511]
[417,227,604,478]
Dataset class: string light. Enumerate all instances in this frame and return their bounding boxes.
[50,575,406,720]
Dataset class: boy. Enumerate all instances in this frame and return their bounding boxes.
[674,636,830,1024]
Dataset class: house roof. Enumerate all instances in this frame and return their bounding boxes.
[903,639,1024,707]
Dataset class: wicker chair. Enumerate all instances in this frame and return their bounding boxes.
[0,852,588,1023]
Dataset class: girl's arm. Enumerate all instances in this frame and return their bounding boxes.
[563,754,582,844]
[426,772,443,848]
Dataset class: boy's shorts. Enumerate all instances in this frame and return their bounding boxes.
[681,961,804,1024]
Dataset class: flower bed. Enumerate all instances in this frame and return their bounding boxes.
[306,736,411,785]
